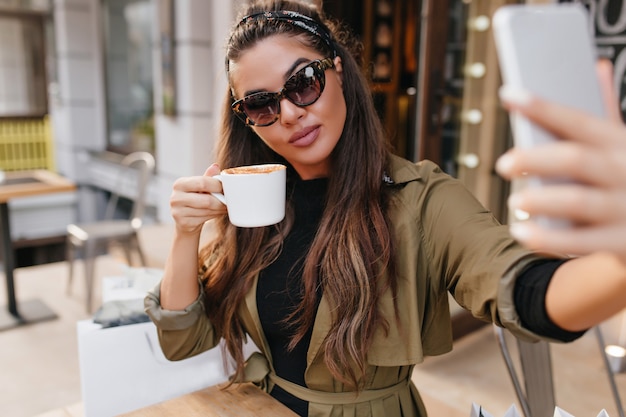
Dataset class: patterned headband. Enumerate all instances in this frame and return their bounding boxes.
[234,10,337,58]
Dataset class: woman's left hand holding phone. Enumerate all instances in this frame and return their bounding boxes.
[496,61,626,331]
[496,60,626,266]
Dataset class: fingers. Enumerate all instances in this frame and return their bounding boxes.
[596,59,622,124]
[499,85,625,148]
[496,144,626,188]
[498,76,626,263]
[508,185,626,225]
[204,163,221,177]
[509,221,626,259]
[169,166,227,233]
[173,172,222,195]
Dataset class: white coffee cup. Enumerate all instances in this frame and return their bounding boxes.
[212,163,286,227]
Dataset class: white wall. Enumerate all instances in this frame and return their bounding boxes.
[153,0,239,223]
[51,0,106,179]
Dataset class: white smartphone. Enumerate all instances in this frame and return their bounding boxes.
[492,4,605,228]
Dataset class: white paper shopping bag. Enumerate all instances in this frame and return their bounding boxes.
[470,403,521,417]
[554,407,577,417]
[470,403,494,417]
[554,408,611,417]
[77,320,258,417]
[471,404,612,417]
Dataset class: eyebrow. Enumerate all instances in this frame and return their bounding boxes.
[285,57,311,78]
[242,57,313,97]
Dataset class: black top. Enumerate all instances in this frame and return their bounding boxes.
[256,178,584,417]
[257,178,326,416]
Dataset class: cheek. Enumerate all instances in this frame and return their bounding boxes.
[328,88,347,131]
[251,128,282,151]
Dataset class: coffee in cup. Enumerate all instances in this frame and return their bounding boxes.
[212,163,286,227]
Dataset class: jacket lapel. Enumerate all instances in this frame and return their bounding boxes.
[241,274,274,365]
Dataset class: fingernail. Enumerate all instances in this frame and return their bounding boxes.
[496,153,514,174]
[509,222,531,242]
[499,85,533,106]
[508,194,530,221]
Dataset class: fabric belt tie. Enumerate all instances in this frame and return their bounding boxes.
[241,352,410,405]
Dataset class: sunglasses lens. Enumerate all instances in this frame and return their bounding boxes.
[284,64,323,106]
[241,93,279,126]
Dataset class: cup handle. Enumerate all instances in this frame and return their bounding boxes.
[211,175,227,205]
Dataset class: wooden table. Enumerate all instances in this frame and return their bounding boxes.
[118,383,298,417]
[0,170,76,331]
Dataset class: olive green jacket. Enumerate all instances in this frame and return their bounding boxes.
[145,155,554,417]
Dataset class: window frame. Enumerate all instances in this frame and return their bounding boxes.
[0,9,49,119]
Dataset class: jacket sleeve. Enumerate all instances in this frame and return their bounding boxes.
[415,161,561,343]
[144,281,221,360]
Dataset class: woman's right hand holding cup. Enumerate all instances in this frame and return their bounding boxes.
[170,163,227,235]
[160,164,226,310]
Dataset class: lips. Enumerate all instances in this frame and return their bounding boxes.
[289,125,320,147]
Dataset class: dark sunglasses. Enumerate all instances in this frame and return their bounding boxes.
[231,58,335,127]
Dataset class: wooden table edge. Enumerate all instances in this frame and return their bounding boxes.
[117,382,298,417]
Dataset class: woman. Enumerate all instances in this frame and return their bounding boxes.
[145,1,626,416]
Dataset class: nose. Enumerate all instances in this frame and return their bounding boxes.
[278,97,306,125]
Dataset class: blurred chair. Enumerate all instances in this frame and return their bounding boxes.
[495,325,625,417]
[593,325,625,417]
[66,151,155,312]
[494,326,555,417]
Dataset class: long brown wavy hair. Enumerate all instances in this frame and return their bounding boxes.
[199,0,398,389]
